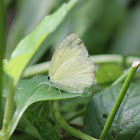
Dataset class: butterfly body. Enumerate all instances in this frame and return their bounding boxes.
[49,34,96,93]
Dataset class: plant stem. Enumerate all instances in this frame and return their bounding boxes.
[66,107,86,122]
[90,55,123,64]
[54,102,98,140]
[99,61,140,140]
[0,0,6,128]
[112,69,129,86]
[23,61,50,78]
[1,86,15,133]
[22,55,140,78]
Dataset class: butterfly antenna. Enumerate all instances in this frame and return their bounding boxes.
[37,82,49,87]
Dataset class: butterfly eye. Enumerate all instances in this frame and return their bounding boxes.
[47,76,50,80]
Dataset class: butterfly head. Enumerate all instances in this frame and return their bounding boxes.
[47,76,50,81]
[47,76,53,84]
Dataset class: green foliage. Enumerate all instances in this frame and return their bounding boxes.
[83,84,140,140]
[6,75,84,138]
[1,0,140,140]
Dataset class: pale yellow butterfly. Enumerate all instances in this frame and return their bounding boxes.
[47,34,96,94]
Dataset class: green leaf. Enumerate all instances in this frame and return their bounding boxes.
[18,111,60,140]
[5,0,53,59]
[17,115,43,140]
[6,75,85,138]
[83,84,140,140]
[27,101,50,119]
[5,0,79,85]
[96,64,123,87]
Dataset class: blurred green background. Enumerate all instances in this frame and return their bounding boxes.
[5,0,140,62]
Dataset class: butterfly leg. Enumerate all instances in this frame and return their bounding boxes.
[58,88,62,95]
[48,81,51,93]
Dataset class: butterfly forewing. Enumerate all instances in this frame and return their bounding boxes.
[50,34,83,76]
[49,34,95,93]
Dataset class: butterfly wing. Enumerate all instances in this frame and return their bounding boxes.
[49,34,95,93]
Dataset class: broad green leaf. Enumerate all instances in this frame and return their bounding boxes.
[27,101,50,119]
[18,111,60,140]
[5,0,53,59]
[17,115,43,140]
[5,75,85,138]
[5,0,79,85]
[96,64,123,87]
[83,84,140,140]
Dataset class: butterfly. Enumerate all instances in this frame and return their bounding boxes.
[45,34,96,94]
